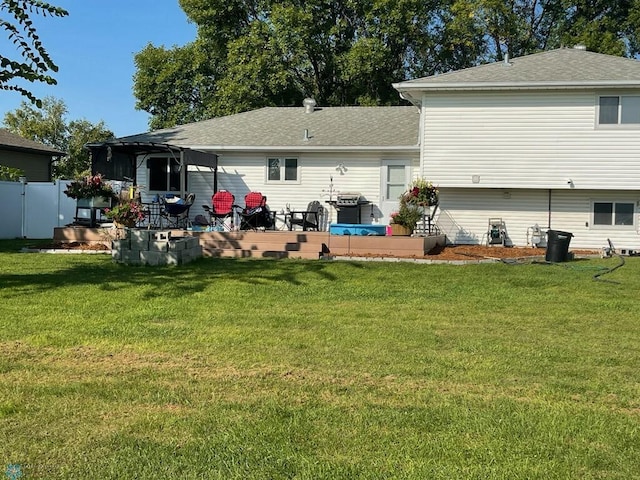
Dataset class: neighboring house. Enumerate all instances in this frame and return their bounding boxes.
[394,46,640,250]
[106,102,421,227]
[0,129,65,181]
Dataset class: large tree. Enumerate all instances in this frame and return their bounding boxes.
[134,0,446,129]
[3,97,114,179]
[133,0,640,130]
[0,0,68,107]
[444,0,640,63]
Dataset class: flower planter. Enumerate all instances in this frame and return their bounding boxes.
[77,196,111,209]
[390,224,412,236]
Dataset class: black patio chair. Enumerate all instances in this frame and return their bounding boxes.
[160,193,195,229]
[286,200,324,231]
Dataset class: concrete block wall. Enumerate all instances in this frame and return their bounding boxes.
[112,230,202,266]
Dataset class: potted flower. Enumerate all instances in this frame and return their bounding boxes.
[64,173,115,208]
[104,200,145,228]
[389,178,438,235]
[389,197,423,235]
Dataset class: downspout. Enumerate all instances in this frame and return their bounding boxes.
[547,189,552,229]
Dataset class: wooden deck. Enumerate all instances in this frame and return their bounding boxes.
[53,227,446,260]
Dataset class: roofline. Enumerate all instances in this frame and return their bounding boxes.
[85,141,185,153]
[393,80,640,92]
[169,144,420,153]
[0,144,66,156]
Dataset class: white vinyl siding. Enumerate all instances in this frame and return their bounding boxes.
[421,91,640,190]
[137,151,419,228]
[435,188,640,249]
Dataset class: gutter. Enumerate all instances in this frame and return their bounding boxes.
[393,80,640,92]
[174,145,421,153]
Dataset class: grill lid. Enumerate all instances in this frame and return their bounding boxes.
[336,192,367,206]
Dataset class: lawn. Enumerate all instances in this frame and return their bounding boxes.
[0,240,639,479]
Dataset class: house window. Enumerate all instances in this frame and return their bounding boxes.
[592,201,635,227]
[267,157,298,182]
[598,96,640,125]
[147,157,185,191]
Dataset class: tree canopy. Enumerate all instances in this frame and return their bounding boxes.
[133,0,640,130]
[3,97,114,179]
[1,0,68,107]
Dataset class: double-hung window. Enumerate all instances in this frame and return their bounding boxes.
[592,201,635,227]
[148,157,185,192]
[267,157,298,182]
[598,96,640,125]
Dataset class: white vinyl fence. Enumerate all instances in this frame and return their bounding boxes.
[0,179,76,239]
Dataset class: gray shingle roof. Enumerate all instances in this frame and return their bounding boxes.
[118,106,420,149]
[394,47,640,92]
[0,128,66,155]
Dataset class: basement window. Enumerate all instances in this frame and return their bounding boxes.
[592,201,635,227]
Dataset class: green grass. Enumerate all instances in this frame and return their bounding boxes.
[1,239,639,479]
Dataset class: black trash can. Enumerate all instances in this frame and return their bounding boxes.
[545,230,573,262]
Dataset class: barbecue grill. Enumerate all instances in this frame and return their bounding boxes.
[332,193,370,224]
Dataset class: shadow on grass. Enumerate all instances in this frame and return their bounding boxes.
[0,239,345,298]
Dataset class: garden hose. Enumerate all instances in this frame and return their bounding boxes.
[503,255,626,284]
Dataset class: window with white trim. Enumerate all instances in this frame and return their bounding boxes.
[267,157,298,182]
[592,201,635,227]
[147,157,185,192]
[598,96,640,125]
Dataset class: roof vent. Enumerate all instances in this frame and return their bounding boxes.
[303,98,317,113]
[573,44,587,51]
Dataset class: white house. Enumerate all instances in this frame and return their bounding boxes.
[96,46,640,249]
[394,46,640,250]
[98,103,421,229]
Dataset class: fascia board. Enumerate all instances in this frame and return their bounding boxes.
[393,81,640,92]
[176,145,420,152]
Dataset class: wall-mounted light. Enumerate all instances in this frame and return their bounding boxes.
[336,163,347,175]
[567,178,574,188]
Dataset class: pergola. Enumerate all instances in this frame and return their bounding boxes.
[85,141,218,196]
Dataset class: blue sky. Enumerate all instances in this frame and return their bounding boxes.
[1,1,197,137]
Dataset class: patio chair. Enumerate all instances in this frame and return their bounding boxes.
[286,200,324,231]
[202,190,237,230]
[160,193,195,229]
[239,191,274,230]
